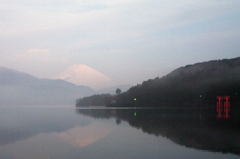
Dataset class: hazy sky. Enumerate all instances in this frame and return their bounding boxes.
[1,0,240,85]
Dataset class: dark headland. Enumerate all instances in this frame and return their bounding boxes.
[76,57,240,111]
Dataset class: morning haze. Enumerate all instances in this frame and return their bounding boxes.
[0,0,240,86]
[0,1,240,158]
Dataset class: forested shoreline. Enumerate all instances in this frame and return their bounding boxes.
[76,57,240,110]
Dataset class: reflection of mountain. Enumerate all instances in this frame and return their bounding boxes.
[0,67,94,105]
[0,108,91,146]
[76,108,240,155]
[55,122,113,148]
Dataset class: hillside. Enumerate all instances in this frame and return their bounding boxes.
[76,57,240,108]
[0,67,94,106]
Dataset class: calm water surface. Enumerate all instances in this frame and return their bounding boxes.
[0,106,239,159]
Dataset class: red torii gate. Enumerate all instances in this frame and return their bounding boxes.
[216,96,230,118]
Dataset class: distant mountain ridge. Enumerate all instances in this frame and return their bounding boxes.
[0,66,94,106]
[0,66,130,106]
[0,67,38,85]
[53,64,116,90]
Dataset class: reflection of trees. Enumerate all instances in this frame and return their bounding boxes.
[116,118,121,125]
[76,108,240,155]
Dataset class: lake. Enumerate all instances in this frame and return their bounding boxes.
[0,106,239,159]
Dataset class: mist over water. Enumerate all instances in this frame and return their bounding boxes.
[0,106,239,159]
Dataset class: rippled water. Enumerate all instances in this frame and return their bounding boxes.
[0,106,239,159]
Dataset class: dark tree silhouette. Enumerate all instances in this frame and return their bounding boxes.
[116,88,121,94]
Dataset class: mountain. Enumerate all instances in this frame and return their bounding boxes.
[53,64,116,90]
[76,57,240,108]
[0,67,38,85]
[0,67,94,106]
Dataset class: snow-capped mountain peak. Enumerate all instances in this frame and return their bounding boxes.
[52,64,116,90]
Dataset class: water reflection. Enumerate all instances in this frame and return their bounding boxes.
[54,122,114,148]
[76,108,240,156]
[0,107,239,159]
[0,107,92,146]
